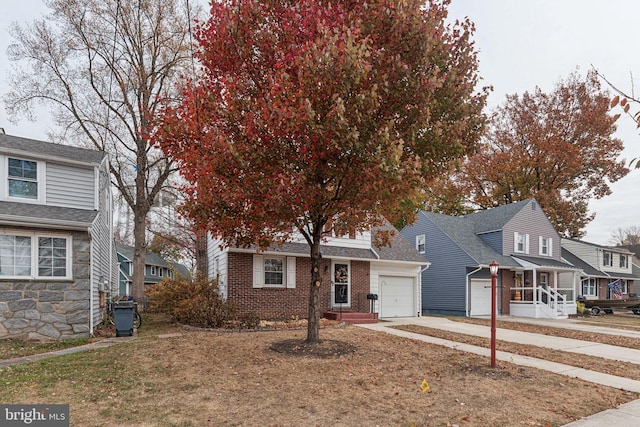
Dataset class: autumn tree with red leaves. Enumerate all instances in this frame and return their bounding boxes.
[157,0,487,343]
[429,70,629,238]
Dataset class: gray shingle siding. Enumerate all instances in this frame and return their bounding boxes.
[503,200,561,259]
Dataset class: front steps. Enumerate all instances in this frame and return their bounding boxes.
[323,310,379,324]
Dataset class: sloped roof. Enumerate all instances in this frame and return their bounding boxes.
[561,247,603,276]
[512,254,579,270]
[421,211,518,267]
[231,225,427,264]
[464,199,532,233]
[116,242,168,267]
[0,133,104,165]
[0,201,98,229]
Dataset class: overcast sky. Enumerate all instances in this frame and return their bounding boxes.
[1,0,640,245]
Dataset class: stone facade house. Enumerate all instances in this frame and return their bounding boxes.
[0,132,115,339]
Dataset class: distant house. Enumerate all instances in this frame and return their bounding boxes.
[401,199,581,319]
[0,132,115,339]
[561,239,638,300]
[116,242,190,295]
[208,223,428,321]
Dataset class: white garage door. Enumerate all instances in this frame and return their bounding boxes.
[470,279,492,316]
[380,276,415,318]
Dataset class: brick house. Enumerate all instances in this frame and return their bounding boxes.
[208,225,428,320]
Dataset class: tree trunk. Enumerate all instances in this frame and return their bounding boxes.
[131,209,147,307]
[306,238,322,343]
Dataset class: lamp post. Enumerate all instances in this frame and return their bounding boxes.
[489,260,499,368]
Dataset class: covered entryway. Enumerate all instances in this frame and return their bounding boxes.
[380,276,415,317]
[470,279,492,316]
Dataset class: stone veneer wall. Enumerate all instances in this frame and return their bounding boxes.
[0,230,92,340]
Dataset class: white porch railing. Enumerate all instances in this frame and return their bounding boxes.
[510,286,574,319]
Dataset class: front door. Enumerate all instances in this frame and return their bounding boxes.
[332,261,350,308]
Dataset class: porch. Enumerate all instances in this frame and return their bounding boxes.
[510,285,577,319]
[508,256,580,319]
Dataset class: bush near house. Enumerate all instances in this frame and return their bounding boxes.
[147,277,236,328]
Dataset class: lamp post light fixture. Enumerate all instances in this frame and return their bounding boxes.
[489,260,499,368]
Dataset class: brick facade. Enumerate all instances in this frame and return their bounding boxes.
[227,252,371,319]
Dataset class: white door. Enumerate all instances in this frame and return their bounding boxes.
[470,279,492,316]
[380,276,415,318]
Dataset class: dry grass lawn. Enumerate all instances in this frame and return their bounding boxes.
[0,314,637,427]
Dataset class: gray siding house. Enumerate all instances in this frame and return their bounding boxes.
[561,239,638,301]
[0,132,115,339]
[401,199,580,319]
[116,242,190,296]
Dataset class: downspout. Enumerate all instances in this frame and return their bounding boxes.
[418,263,431,317]
[466,266,483,317]
[88,225,95,335]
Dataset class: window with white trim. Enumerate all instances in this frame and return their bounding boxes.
[581,278,597,297]
[603,251,613,267]
[150,266,157,276]
[7,157,39,200]
[539,236,553,256]
[253,255,296,288]
[514,232,529,254]
[416,234,425,254]
[0,232,71,279]
[159,268,164,277]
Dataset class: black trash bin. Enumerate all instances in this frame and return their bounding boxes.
[113,302,135,337]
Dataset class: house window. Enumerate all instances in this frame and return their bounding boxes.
[253,255,296,289]
[514,232,529,254]
[8,157,38,199]
[159,268,164,277]
[539,237,552,256]
[264,257,284,285]
[581,278,597,297]
[416,234,425,254]
[37,237,68,277]
[603,251,613,267]
[0,232,71,279]
[0,234,32,276]
[150,266,157,276]
[620,254,628,268]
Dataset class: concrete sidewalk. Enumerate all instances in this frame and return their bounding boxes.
[357,316,640,426]
[0,336,135,368]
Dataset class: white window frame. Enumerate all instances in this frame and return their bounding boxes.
[514,232,529,254]
[2,156,45,203]
[416,234,425,254]
[159,268,164,277]
[253,255,296,289]
[581,278,597,297]
[539,236,553,256]
[0,231,72,280]
[603,251,613,267]
[150,265,157,276]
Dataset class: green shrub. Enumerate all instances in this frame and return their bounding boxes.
[147,277,236,328]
